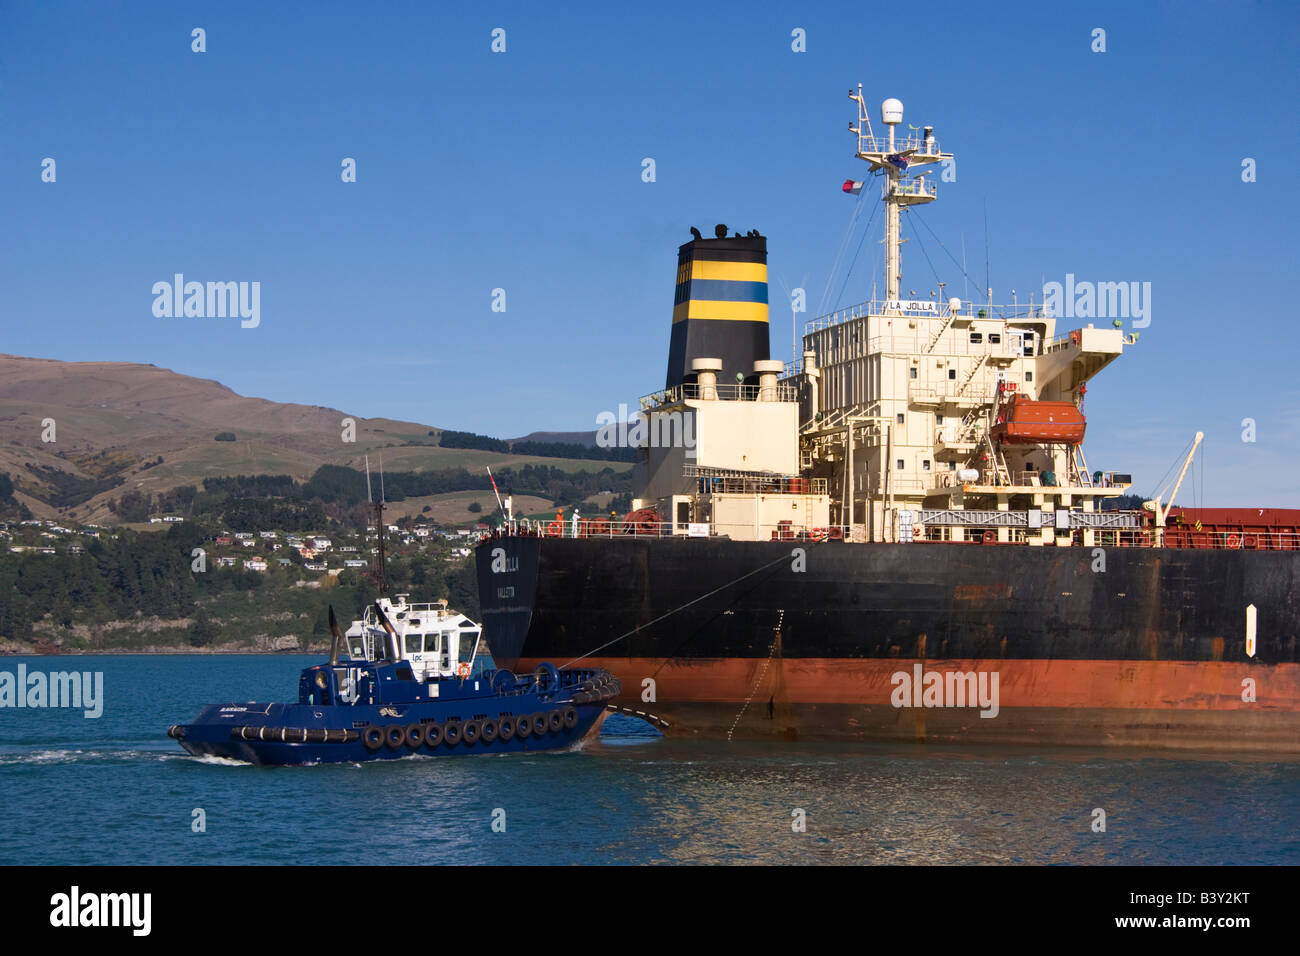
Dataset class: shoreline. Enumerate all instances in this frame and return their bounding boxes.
[0,645,332,657]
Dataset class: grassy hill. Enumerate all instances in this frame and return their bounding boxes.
[0,353,631,524]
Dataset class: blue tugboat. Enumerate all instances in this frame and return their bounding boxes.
[168,473,617,765]
[168,603,619,765]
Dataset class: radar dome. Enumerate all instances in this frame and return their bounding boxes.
[881,98,904,125]
[948,297,962,314]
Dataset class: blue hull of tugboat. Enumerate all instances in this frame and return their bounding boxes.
[168,665,619,766]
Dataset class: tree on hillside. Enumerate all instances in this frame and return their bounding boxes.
[189,610,219,648]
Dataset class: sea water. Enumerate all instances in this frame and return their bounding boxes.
[0,655,1295,865]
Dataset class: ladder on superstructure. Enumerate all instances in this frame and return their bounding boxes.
[926,311,957,353]
[983,431,1011,485]
[1072,445,1094,488]
[957,354,988,396]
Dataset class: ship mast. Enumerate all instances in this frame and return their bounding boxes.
[849,85,952,301]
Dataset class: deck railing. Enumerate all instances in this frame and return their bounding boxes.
[640,382,797,409]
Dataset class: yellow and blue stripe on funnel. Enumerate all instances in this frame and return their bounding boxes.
[665,233,772,389]
[671,258,770,324]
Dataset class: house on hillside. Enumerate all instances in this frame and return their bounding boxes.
[243,558,267,572]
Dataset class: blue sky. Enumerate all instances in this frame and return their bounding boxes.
[2,1,1298,504]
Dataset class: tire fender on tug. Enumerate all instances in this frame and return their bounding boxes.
[462,720,482,745]
[498,716,516,741]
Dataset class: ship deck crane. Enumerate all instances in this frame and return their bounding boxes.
[1150,431,1204,547]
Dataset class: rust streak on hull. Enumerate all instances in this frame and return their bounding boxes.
[526,656,1300,752]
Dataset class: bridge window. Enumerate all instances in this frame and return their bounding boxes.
[989,333,1001,344]
[970,332,983,344]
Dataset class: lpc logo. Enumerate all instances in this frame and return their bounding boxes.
[49,886,151,936]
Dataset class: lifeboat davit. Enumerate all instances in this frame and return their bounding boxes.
[991,394,1086,445]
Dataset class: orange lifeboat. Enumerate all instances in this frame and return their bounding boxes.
[991,393,1086,445]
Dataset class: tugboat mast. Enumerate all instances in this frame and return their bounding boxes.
[365,456,389,597]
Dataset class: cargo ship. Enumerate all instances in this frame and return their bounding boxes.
[476,86,1300,752]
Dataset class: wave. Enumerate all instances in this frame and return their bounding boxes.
[0,746,191,766]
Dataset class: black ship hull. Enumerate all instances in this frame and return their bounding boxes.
[475,535,1300,751]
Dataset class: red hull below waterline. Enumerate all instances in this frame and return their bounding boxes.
[518,656,1300,752]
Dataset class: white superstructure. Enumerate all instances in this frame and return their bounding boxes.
[343,594,482,681]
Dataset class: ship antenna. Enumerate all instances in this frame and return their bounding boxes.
[983,199,991,304]
[850,86,952,303]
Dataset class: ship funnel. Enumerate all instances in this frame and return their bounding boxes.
[665,231,770,389]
